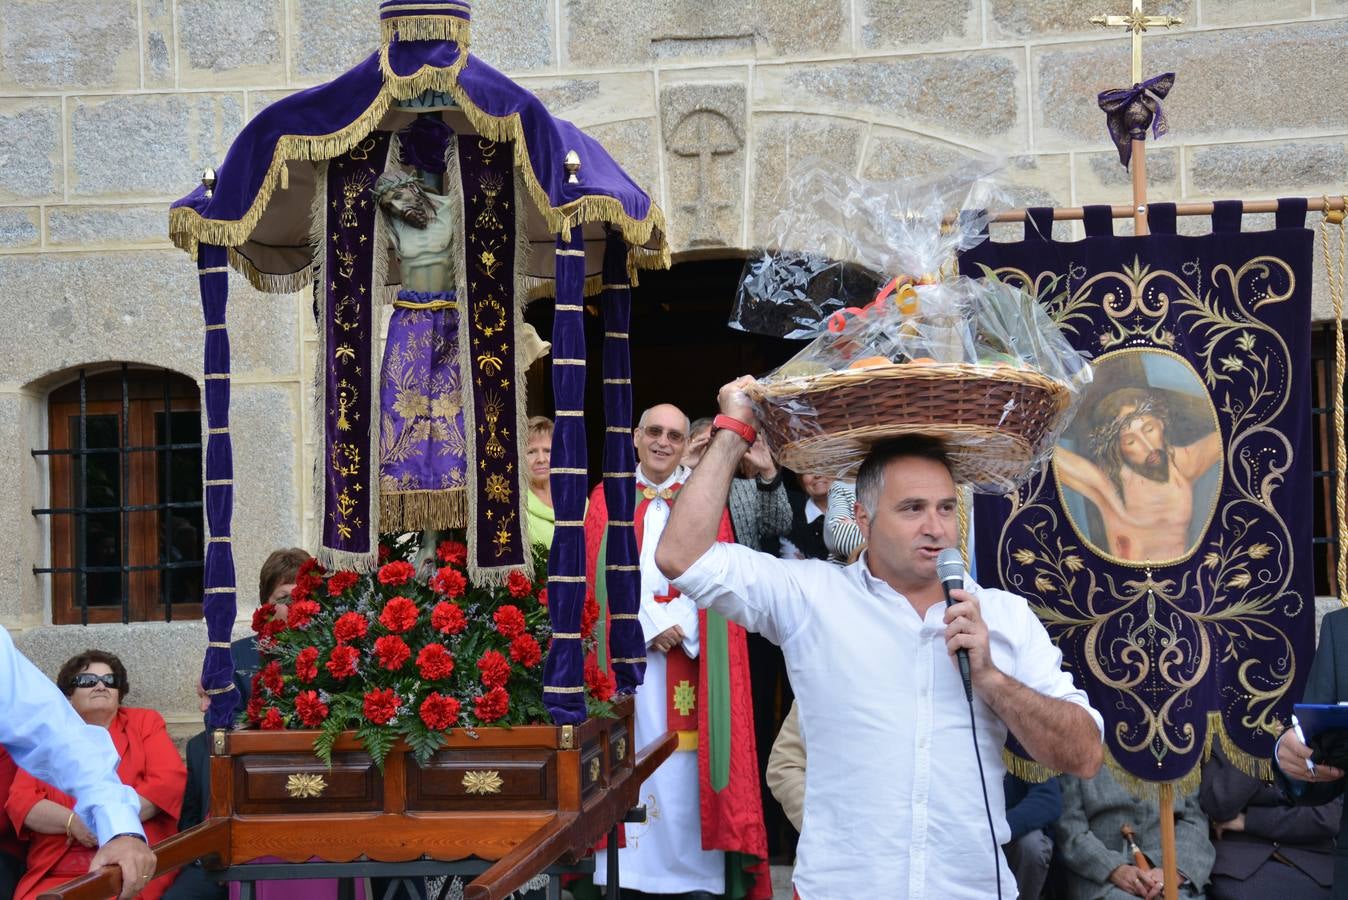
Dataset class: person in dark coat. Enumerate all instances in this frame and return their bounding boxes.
[1273,606,1348,898]
[1003,774,1061,900]
[1202,743,1337,899]
[160,731,224,900]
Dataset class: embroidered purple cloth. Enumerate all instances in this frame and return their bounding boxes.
[457,135,528,580]
[960,199,1316,784]
[379,290,468,531]
[318,134,393,569]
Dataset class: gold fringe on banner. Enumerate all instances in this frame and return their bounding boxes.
[1002,710,1276,796]
[228,247,315,294]
[380,14,471,46]
[381,488,468,532]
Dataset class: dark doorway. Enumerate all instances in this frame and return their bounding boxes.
[526,255,802,483]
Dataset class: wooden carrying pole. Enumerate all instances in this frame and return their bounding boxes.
[1086,3,1182,896]
[985,195,1347,226]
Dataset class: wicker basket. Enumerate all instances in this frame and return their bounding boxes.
[748,362,1076,491]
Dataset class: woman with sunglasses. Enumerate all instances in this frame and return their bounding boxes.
[6,650,186,900]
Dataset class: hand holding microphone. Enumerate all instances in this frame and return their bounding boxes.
[937,548,976,703]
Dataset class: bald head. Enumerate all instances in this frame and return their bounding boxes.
[634,403,690,484]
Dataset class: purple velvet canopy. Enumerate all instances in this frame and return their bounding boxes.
[170,3,666,729]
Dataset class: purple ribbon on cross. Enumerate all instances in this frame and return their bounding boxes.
[1097,72,1176,168]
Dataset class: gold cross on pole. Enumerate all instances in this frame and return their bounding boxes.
[1090,0,1183,83]
[1089,1,1183,236]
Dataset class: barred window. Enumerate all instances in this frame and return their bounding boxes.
[34,366,204,624]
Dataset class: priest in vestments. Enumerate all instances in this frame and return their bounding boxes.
[586,403,770,900]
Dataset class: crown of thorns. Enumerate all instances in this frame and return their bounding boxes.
[371,171,423,202]
[1088,393,1167,460]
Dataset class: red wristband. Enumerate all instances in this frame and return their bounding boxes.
[712,413,757,446]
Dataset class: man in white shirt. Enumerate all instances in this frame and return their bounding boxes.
[0,627,157,898]
[655,377,1105,900]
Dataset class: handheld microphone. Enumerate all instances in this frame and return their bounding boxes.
[936,548,974,702]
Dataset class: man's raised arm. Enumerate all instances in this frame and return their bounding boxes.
[656,376,757,580]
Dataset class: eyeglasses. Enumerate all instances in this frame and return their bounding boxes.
[641,425,687,444]
[72,673,117,690]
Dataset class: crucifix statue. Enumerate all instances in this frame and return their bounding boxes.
[1090,0,1182,236]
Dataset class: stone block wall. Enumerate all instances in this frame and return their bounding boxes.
[0,1,1344,735]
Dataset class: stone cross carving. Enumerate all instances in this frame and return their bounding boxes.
[667,108,742,246]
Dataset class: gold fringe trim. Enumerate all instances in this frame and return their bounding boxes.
[381,488,468,531]
[379,42,470,104]
[228,247,315,294]
[381,14,471,47]
[169,56,670,290]
[1002,710,1276,796]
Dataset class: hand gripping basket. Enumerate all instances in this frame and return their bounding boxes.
[748,361,1076,493]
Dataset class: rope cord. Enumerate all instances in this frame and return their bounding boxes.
[1321,197,1347,604]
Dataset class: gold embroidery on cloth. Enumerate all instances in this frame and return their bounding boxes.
[988,254,1300,780]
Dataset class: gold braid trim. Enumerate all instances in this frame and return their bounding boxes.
[380,15,471,46]
[380,487,468,532]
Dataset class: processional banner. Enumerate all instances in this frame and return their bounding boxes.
[959,200,1316,785]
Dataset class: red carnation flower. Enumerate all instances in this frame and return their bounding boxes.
[436,540,468,566]
[374,635,411,671]
[295,646,319,683]
[325,645,359,679]
[251,603,277,633]
[362,687,399,725]
[506,570,533,599]
[416,643,456,680]
[295,690,329,727]
[493,604,527,639]
[379,596,419,633]
[260,660,284,695]
[377,560,416,587]
[327,570,359,596]
[294,557,325,595]
[509,633,542,669]
[431,601,467,635]
[286,599,321,630]
[259,619,287,645]
[378,543,392,562]
[474,686,510,722]
[333,611,370,644]
[536,587,548,607]
[477,649,510,689]
[585,652,615,702]
[419,691,461,730]
[581,594,600,637]
[431,566,467,598]
[298,557,325,579]
[245,693,264,725]
[260,707,285,730]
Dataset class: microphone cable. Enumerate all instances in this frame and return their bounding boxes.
[938,548,1002,899]
[965,693,1002,900]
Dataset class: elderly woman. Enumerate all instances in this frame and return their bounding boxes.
[524,415,555,549]
[7,650,185,900]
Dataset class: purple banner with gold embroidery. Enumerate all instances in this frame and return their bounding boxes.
[458,135,528,582]
[961,200,1316,786]
[317,132,393,571]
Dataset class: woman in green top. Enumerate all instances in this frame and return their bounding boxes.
[525,416,555,550]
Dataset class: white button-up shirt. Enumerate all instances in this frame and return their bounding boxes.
[674,543,1103,900]
[0,627,144,842]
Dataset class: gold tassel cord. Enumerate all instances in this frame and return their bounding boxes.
[1323,197,1348,605]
